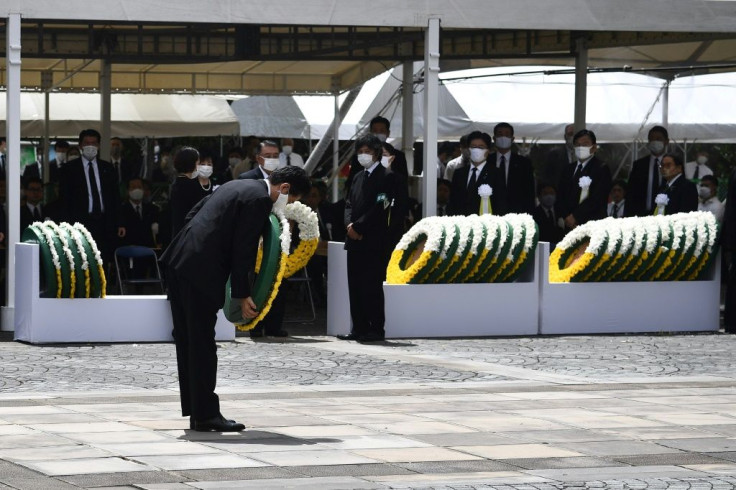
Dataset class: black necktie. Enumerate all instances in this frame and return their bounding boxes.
[468,166,478,190]
[135,204,142,219]
[33,206,41,221]
[573,163,583,181]
[286,155,291,166]
[0,154,5,175]
[88,162,102,215]
[612,203,619,218]
[693,165,700,179]
[498,155,507,191]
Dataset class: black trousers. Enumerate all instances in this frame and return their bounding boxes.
[252,287,286,334]
[347,249,386,337]
[725,253,736,333]
[167,267,220,419]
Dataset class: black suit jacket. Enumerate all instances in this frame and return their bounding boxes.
[21,162,43,184]
[59,157,120,236]
[111,158,141,185]
[627,155,661,217]
[543,146,573,188]
[556,156,612,226]
[119,200,160,248]
[238,167,268,180]
[448,162,496,216]
[161,179,273,307]
[488,152,535,215]
[170,176,211,238]
[344,165,392,252]
[662,175,698,215]
[532,204,564,248]
[20,203,45,233]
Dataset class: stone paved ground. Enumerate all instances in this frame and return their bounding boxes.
[2,318,736,489]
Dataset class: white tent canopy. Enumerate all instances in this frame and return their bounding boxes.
[0,93,239,138]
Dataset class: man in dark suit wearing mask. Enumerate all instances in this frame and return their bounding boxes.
[337,134,394,342]
[161,166,311,432]
[556,129,612,230]
[488,122,535,216]
[59,129,121,263]
[448,131,497,216]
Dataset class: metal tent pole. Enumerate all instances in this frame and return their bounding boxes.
[422,18,440,217]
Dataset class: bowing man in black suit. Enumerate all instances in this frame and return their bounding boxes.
[489,122,535,215]
[20,178,46,232]
[161,166,311,431]
[59,129,121,263]
[556,129,612,230]
[448,131,497,216]
[657,153,698,215]
[337,134,394,342]
[625,125,669,217]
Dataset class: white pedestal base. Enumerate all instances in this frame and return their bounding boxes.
[14,243,235,344]
[327,242,540,338]
[538,242,721,335]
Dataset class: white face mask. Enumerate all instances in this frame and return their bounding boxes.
[56,152,67,165]
[495,136,512,150]
[575,146,592,161]
[698,185,712,199]
[129,188,144,201]
[228,157,242,168]
[380,155,391,168]
[282,145,293,156]
[357,153,374,168]
[697,155,708,165]
[648,140,665,155]
[469,148,487,163]
[188,168,199,179]
[262,158,280,172]
[373,133,388,143]
[82,145,98,161]
[196,165,213,179]
[273,189,289,214]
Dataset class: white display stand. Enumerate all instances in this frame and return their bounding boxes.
[538,242,721,334]
[326,242,540,338]
[326,241,351,336]
[14,243,235,344]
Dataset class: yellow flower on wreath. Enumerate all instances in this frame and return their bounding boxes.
[235,251,288,332]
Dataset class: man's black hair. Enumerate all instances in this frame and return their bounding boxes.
[573,129,597,145]
[174,146,199,173]
[355,134,383,160]
[648,125,669,141]
[466,131,493,149]
[270,166,311,197]
[493,122,514,136]
[78,129,101,145]
[369,116,391,132]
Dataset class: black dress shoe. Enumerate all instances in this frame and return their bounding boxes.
[266,329,289,337]
[189,417,238,430]
[336,333,361,341]
[249,329,264,339]
[191,415,245,432]
[358,333,385,342]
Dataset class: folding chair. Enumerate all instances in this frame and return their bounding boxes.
[284,267,316,323]
[114,246,164,295]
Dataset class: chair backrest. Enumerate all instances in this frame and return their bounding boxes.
[115,245,158,259]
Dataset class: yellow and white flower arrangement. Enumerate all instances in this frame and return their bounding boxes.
[60,222,91,298]
[549,212,720,283]
[477,184,493,215]
[34,222,64,298]
[74,222,106,297]
[654,193,669,215]
[44,221,76,298]
[386,214,538,285]
[282,201,320,278]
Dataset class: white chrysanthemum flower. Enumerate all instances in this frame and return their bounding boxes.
[578,176,592,189]
[477,184,493,197]
[284,201,319,241]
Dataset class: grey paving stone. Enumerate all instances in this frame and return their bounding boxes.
[555,440,683,457]
[172,466,299,481]
[655,437,736,453]
[395,459,522,474]
[502,456,626,470]
[57,471,185,488]
[286,463,415,477]
[407,432,519,447]
[612,452,726,466]
[0,477,80,490]
[707,451,736,463]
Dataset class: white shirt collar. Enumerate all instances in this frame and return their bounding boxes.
[364,161,380,175]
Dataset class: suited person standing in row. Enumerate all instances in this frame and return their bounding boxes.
[627,125,669,217]
[161,166,311,431]
[657,153,698,215]
[337,134,394,342]
[20,178,47,232]
[556,129,611,230]
[488,122,535,216]
[448,131,497,216]
[59,129,121,263]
